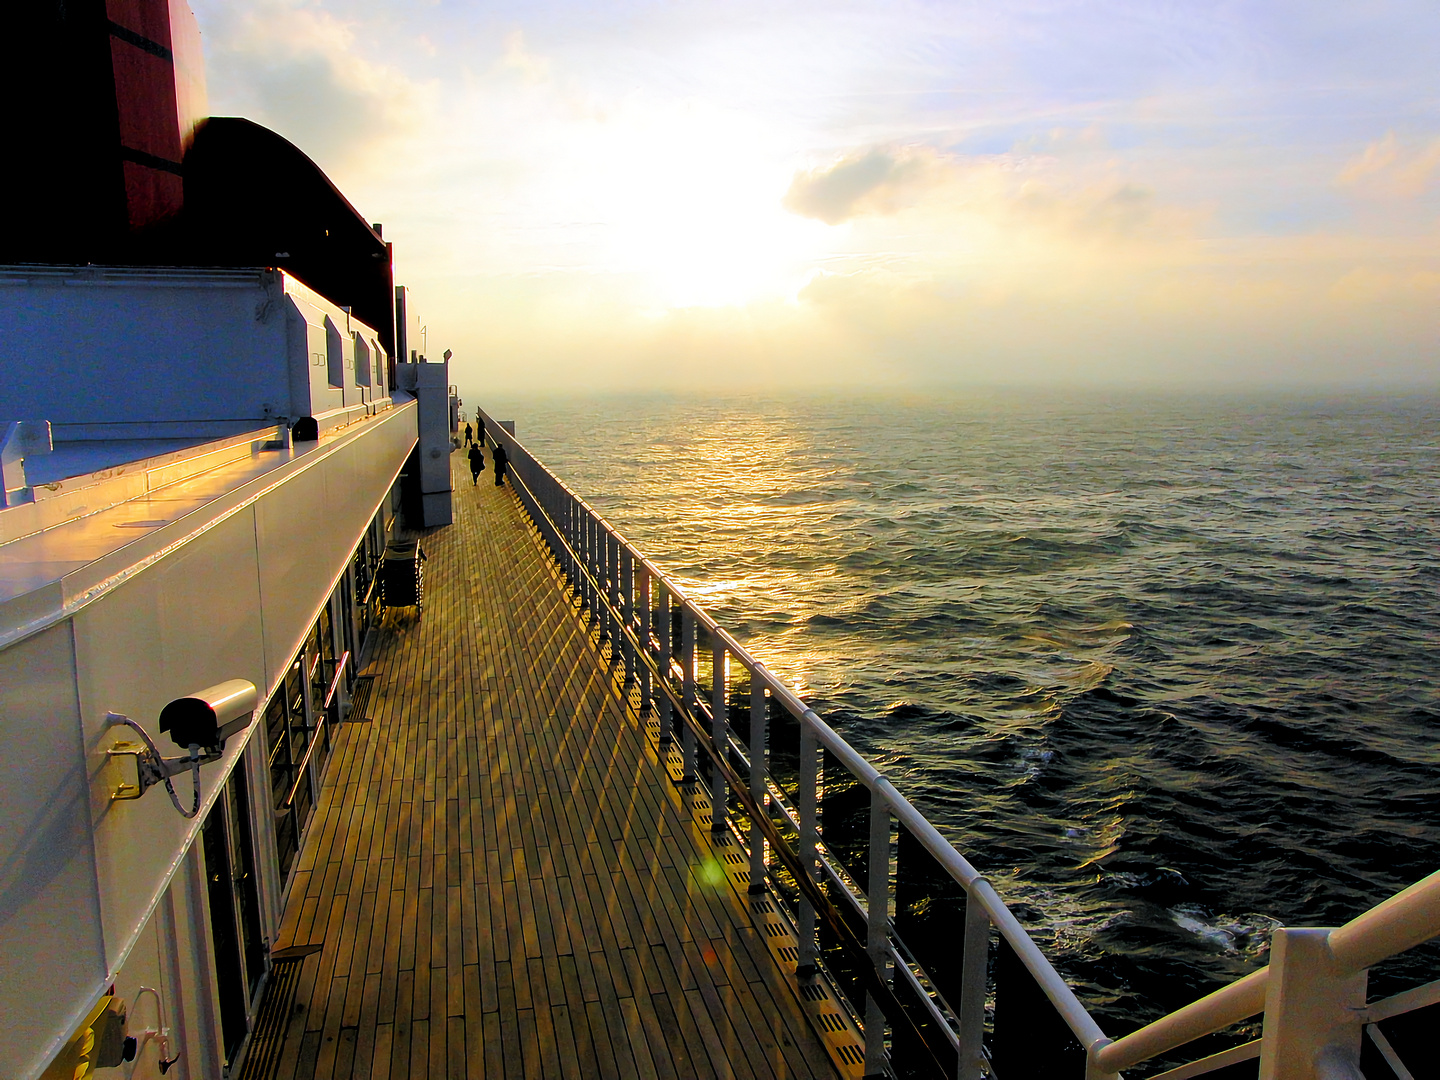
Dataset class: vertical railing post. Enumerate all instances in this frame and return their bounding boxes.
[604,530,618,652]
[563,497,576,596]
[637,566,652,712]
[573,505,582,603]
[656,581,672,745]
[583,514,595,625]
[621,546,636,686]
[1257,928,1366,1080]
[590,516,601,626]
[710,637,727,833]
[569,499,580,600]
[556,491,567,585]
[748,671,767,893]
[958,893,990,1080]
[797,718,819,978]
[590,516,601,622]
[681,607,697,782]
[864,791,893,1074]
[598,527,609,642]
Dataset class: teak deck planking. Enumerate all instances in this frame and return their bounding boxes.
[264,454,837,1079]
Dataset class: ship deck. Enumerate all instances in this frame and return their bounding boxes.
[257,454,836,1079]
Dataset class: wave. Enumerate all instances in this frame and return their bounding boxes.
[498,389,1440,1034]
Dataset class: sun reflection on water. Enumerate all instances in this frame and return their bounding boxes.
[494,390,1440,1034]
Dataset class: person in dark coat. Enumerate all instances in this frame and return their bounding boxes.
[493,443,508,486]
[468,442,484,485]
[463,422,473,446]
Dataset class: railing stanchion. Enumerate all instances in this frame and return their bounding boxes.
[621,545,636,685]
[711,639,728,833]
[570,498,580,599]
[958,893,990,1080]
[562,496,574,595]
[1258,928,1366,1080]
[605,531,618,652]
[591,516,601,622]
[585,513,595,619]
[592,520,603,636]
[864,793,893,1074]
[656,581,672,745]
[591,516,601,623]
[748,670,767,892]
[797,718,819,978]
[637,565,652,712]
[581,513,592,620]
[681,607,697,782]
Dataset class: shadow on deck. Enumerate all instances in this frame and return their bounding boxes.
[251,455,837,1079]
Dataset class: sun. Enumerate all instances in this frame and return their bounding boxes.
[546,97,829,308]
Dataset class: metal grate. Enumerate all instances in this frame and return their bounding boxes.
[236,945,321,1080]
[345,673,377,723]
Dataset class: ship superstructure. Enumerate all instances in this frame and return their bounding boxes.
[0,3,454,1076]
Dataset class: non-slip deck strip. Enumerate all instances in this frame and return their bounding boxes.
[266,454,837,1079]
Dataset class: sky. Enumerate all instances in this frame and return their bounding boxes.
[190,0,1440,395]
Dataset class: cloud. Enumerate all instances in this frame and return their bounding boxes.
[1012,181,1164,241]
[782,148,931,224]
[1012,125,1108,156]
[1338,132,1440,198]
[195,0,430,173]
[782,139,1190,252]
[499,30,551,83]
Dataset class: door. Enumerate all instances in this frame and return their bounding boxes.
[225,761,266,1003]
[202,796,249,1066]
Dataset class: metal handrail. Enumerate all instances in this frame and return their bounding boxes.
[285,650,349,808]
[478,409,1440,1080]
[1095,969,1269,1073]
[286,715,326,809]
[1329,868,1440,973]
[1097,869,1440,1074]
[481,409,1106,1076]
[322,650,350,711]
[500,452,952,1073]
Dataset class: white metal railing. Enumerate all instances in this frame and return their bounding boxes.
[477,410,1440,1080]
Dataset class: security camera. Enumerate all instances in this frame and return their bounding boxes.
[107,679,258,818]
[158,679,258,751]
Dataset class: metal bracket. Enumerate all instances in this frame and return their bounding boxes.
[107,738,221,803]
[107,741,150,801]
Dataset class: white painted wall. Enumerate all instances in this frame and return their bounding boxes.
[0,267,386,440]
[0,622,105,1078]
[0,403,417,1080]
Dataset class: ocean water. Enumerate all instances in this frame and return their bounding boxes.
[480,389,1440,1042]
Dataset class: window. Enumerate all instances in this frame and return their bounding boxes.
[201,763,265,1067]
[324,317,346,388]
[353,332,373,387]
[265,659,312,880]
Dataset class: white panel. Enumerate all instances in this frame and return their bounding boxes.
[106,911,169,1080]
[254,457,332,678]
[255,406,416,685]
[75,506,267,976]
[2,405,416,1079]
[0,271,289,428]
[0,622,106,1080]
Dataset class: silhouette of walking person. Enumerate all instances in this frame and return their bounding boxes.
[493,443,508,486]
[468,442,484,485]
[464,421,473,446]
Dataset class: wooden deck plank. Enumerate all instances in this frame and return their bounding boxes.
[268,454,835,1079]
